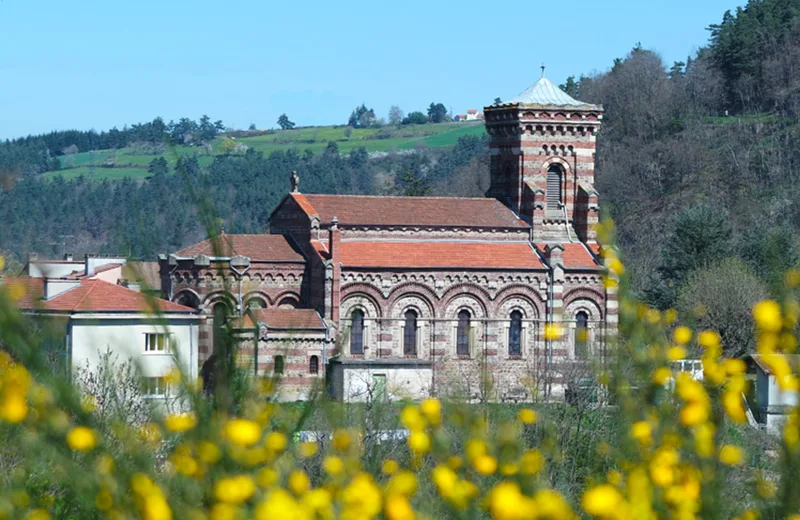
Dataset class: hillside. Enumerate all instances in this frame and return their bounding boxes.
[43,122,485,181]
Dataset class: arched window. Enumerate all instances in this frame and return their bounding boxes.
[350,310,364,355]
[509,311,523,357]
[403,310,418,356]
[309,355,319,375]
[274,355,284,375]
[457,310,471,356]
[212,303,228,357]
[575,312,589,359]
[546,164,563,211]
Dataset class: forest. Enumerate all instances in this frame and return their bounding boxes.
[1,0,800,351]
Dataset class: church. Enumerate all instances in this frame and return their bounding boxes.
[158,76,615,402]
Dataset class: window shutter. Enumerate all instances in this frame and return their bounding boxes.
[547,167,562,210]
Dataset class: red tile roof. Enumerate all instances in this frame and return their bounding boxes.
[250,308,326,330]
[562,243,601,269]
[338,241,545,269]
[298,195,528,229]
[175,233,304,262]
[3,278,195,313]
[289,193,318,217]
[536,242,601,270]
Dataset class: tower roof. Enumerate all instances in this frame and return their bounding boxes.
[506,76,599,109]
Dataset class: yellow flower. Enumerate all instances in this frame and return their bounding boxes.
[25,509,51,520]
[432,465,457,496]
[473,454,498,475]
[630,421,652,445]
[66,426,97,452]
[466,438,487,460]
[197,441,222,464]
[535,489,573,518]
[209,503,237,520]
[288,470,310,495]
[385,494,414,520]
[298,441,318,458]
[582,484,623,517]
[323,456,344,475]
[544,323,563,340]
[722,390,747,424]
[407,431,431,454]
[303,488,333,515]
[333,429,352,451]
[697,330,721,350]
[255,489,303,520]
[609,257,625,276]
[650,448,679,486]
[663,308,678,324]
[724,358,746,375]
[400,406,426,431]
[224,419,262,447]
[518,408,537,424]
[652,367,671,386]
[264,431,287,453]
[488,481,533,520]
[0,392,28,423]
[679,402,709,427]
[386,470,417,497]
[382,459,399,475]
[214,475,256,504]
[340,473,382,520]
[666,345,687,361]
[673,326,692,345]
[753,300,782,333]
[95,490,113,511]
[719,445,744,466]
[520,449,544,475]
[164,413,197,433]
[694,423,715,458]
[420,398,441,425]
[256,467,278,488]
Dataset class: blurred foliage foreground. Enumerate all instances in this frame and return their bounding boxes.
[1,222,800,520]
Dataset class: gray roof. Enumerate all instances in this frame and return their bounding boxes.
[507,76,598,108]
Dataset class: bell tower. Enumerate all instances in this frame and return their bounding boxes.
[484,74,603,243]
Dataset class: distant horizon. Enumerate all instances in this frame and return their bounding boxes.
[0,0,741,140]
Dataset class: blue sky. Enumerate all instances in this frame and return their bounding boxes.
[0,0,740,139]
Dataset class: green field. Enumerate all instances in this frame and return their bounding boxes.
[43,122,486,181]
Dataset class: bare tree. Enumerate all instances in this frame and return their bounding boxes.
[388,106,404,126]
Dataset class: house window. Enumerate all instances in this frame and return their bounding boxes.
[457,310,471,356]
[309,355,319,375]
[403,310,418,356]
[145,333,170,353]
[509,311,523,357]
[350,310,364,355]
[575,312,589,359]
[546,164,563,211]
[274,355,284,375]
[142,376,168,397]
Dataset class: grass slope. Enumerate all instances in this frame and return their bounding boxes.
[44,122,485,181]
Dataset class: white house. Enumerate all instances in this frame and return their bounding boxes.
[744,354,800,434]
[3,257,200,403]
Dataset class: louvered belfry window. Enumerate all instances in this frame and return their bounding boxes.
[546,164,563,211]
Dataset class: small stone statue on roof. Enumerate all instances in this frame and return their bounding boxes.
[290,170,300,192]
